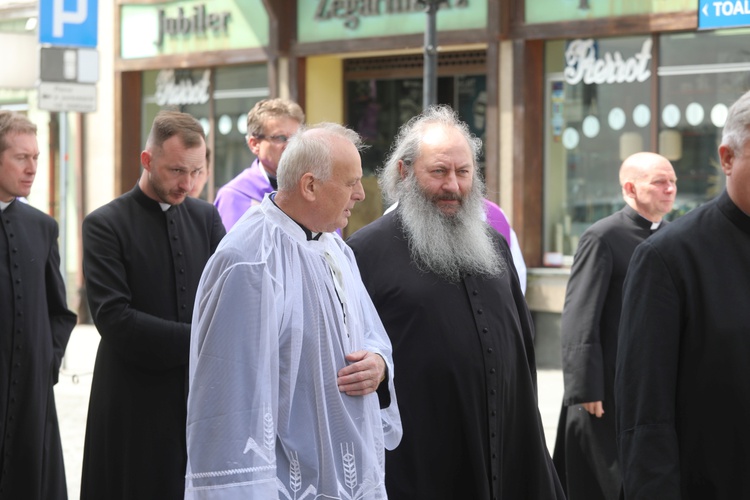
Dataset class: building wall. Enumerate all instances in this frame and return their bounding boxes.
[85,0,115,212]
[305,56,344,124]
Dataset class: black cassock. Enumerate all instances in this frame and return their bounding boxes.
[553,205,656,500]
[347,211,563,500]
[0,200,76,500]
[616,190,750,499]
[81,185,225,499]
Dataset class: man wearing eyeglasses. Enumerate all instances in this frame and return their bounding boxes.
[214,98,305,231]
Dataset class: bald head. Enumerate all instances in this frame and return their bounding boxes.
[619,152,677,223]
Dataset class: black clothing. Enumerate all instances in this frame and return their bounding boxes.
[81,185,225,499]
[616,190,750,499]
[554,205,657,499]
[0,200,76,500]
[348,211,564,500]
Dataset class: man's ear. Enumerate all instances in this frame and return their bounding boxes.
[247,135,261,156]
[719,144,734,177]
[300,172,316,202]
[398,160,407,179]
[623,181,636,200]
[141,150,152,172]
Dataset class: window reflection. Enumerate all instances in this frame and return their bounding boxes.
[545,37,651,257]
[142,65,269,201]
[544,31,750,260]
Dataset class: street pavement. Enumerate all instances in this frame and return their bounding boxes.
[54,324,565,499]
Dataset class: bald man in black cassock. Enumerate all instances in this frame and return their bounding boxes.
[553,152,676,500]
[616,90,750,499]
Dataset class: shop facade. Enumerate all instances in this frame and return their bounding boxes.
[293,0,501,236]
[0,0,118,316]
[511,0,750,363]
[112,1,746,359]
[115,0,278,200]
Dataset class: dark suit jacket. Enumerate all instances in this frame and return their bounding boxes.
[0,199,76,500]
[81,185,225,500]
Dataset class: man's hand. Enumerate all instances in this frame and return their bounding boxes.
[337,350,386,396]
[581,401,604,418]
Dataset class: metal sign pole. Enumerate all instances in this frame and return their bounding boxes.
[420,0,446,110]
[59,111,67,288]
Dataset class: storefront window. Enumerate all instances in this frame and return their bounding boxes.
[543,31,750,262]
[142,65,268,200]
[346,74,487,176]
[543,37,652,258]
[657,30,750,216]
[212,65,269,191]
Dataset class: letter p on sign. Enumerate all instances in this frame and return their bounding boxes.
[39,0,98,48]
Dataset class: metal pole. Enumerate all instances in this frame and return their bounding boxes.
[422,0,440,109]
[59,111,68,289]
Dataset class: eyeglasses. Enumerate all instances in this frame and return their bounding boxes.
[254,134,290,144]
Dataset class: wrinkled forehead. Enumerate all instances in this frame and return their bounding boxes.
[1,132,38,154]
[418,125,474,165]
[639,162,676,182]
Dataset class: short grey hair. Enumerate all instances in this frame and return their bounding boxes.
[378,105,482,205]
[277,123,363,191]
[722,89,750,154]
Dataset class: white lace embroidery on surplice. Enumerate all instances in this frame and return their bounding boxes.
[240,405,380,499]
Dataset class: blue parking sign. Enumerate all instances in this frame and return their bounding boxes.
[39,0,98,47]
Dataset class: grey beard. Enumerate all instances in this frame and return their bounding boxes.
[398,174,505,282]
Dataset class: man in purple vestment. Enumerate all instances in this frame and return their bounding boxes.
[214,98,305,230]
[483,198,527,292]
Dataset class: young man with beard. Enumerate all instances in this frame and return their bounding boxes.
[81,110,225,499]
[347,106,564,499]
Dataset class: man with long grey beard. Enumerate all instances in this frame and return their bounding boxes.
[347,105,564,500]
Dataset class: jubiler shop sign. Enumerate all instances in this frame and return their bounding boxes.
[120,0,267,59]
[157,4,231,47]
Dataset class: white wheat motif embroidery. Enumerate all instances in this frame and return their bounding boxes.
[289,451,302,495]
[263,407,275,452]
[342,443,358,490]
[243,404,275,464]
[277,446,316,500]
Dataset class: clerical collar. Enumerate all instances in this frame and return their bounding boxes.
[260,164,278,190]
[159,202,171,212]
[650,221,661,230]
[0,199,11,211]
[269,193,321,241]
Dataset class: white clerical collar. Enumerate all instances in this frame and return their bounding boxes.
[0,200,11,211]
[651,221,661,230]
[269,193,321,241]
[159,203,171,212]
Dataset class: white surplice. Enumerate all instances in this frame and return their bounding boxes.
[185,194,402,500]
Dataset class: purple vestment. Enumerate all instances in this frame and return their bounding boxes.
[214,159,272,231]
[483,199,512,243]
